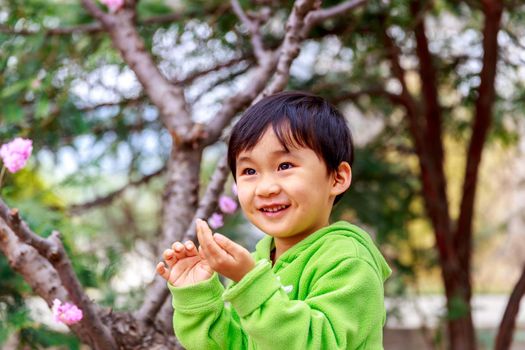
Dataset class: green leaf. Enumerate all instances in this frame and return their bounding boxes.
[3,103,24,123]
[35,96,50,120]
[1,80,27,99]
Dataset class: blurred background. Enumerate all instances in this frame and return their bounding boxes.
[1,0,524,349]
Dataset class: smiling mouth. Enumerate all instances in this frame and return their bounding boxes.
[259,205,290,213]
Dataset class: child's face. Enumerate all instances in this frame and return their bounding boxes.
[235,127,340,244]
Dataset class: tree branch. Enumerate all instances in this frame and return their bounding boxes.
[137,154,230,322]
[495,263,525,350]
[410,0,454,273]
[174,55,253,87]
[202,58,277,146]
[69,166,166,215]
[81,0,192,139]
[262,0,319,96]
[455,0,503,277]
[190,64,252,105]
[231,0,269,62]
[382,25,456,266]
[202,0,365,146]
[411,0,445,166]
[0,199,115,349]
[300,0,368,38]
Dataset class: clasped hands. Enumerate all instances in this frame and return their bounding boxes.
[156,218,255,287]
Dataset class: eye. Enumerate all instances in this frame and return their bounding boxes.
[278,162,294,171]
[241,168,256,175]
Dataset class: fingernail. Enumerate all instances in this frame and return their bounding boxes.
[214,233,225,241]
[175,242,183,250]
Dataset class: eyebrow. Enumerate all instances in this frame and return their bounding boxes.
[237,148,291,163]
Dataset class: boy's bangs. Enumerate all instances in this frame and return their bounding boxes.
[234,117,317,157]
[271,119,317,154]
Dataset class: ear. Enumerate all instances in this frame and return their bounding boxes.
[330,161,352,197]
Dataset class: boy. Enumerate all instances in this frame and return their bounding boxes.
[156,91,391,349]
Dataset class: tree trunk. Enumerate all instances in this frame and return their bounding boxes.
[438,250,476,350]
[494,264,525,350]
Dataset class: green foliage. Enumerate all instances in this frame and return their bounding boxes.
[1,0,525,346]
[20,327,81,349]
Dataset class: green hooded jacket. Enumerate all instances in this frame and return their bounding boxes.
[168,221,392,349]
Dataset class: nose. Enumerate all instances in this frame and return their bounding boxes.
[255,175,281,197]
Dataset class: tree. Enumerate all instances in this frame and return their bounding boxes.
[292,0,523,348]
[1,0,524,349]
[0,0,368,348]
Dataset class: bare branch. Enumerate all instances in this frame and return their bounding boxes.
[137,154,230,322]
[0,199,113,349]
[455,0,503,274]
[495,263,525,350]
[202,57,278,146]
[231,0,269,62]
[69,166,166,215]
[81,0,192,139]
[0,8,221,37]
[0,220,97,345]
[188,154,230,241]
[190,64,252,105]
[300,0,368,37]
[81,0,112,25]
[382,25,457,267]
[174,55,253,86]
[262,0,321,96]
[204,0,357,146]
[411,0,445,165]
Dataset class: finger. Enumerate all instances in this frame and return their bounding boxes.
[163,249,177,268]
[172,242,187,260]
[213,233,245,258]
[184,240,198,256]
[198,219,226,258]
[198,245,207,261]
[156,262,170,281]
[196,219,210,259]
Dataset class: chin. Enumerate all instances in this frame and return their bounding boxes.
[253,222,285,236]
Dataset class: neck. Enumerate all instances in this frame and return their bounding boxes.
[272,226,323,262]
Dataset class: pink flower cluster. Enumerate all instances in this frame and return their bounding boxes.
[0,138,33,173]
[52,299,83,325]
[100,0,124,13]
[219,195,238,214]
[208,185,239,229]
[208,213,224,229]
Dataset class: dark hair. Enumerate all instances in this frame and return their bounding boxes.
[228,91,354,203]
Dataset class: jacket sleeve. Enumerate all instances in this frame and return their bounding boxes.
[222,258,384,350]
[168,274,248,350]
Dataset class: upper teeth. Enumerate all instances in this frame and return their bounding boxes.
[262,205,287,212]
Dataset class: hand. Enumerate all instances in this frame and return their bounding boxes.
[196,218,255,282]
[156,240,214,287]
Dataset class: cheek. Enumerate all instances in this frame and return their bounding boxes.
[236,187,251,210]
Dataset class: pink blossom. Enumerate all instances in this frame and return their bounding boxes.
[208,213,224,229]
[0,138,33,173]
[219,195,238,214]
[231,183,238,196]
[100,0,124,13]
[52,299,83,325]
